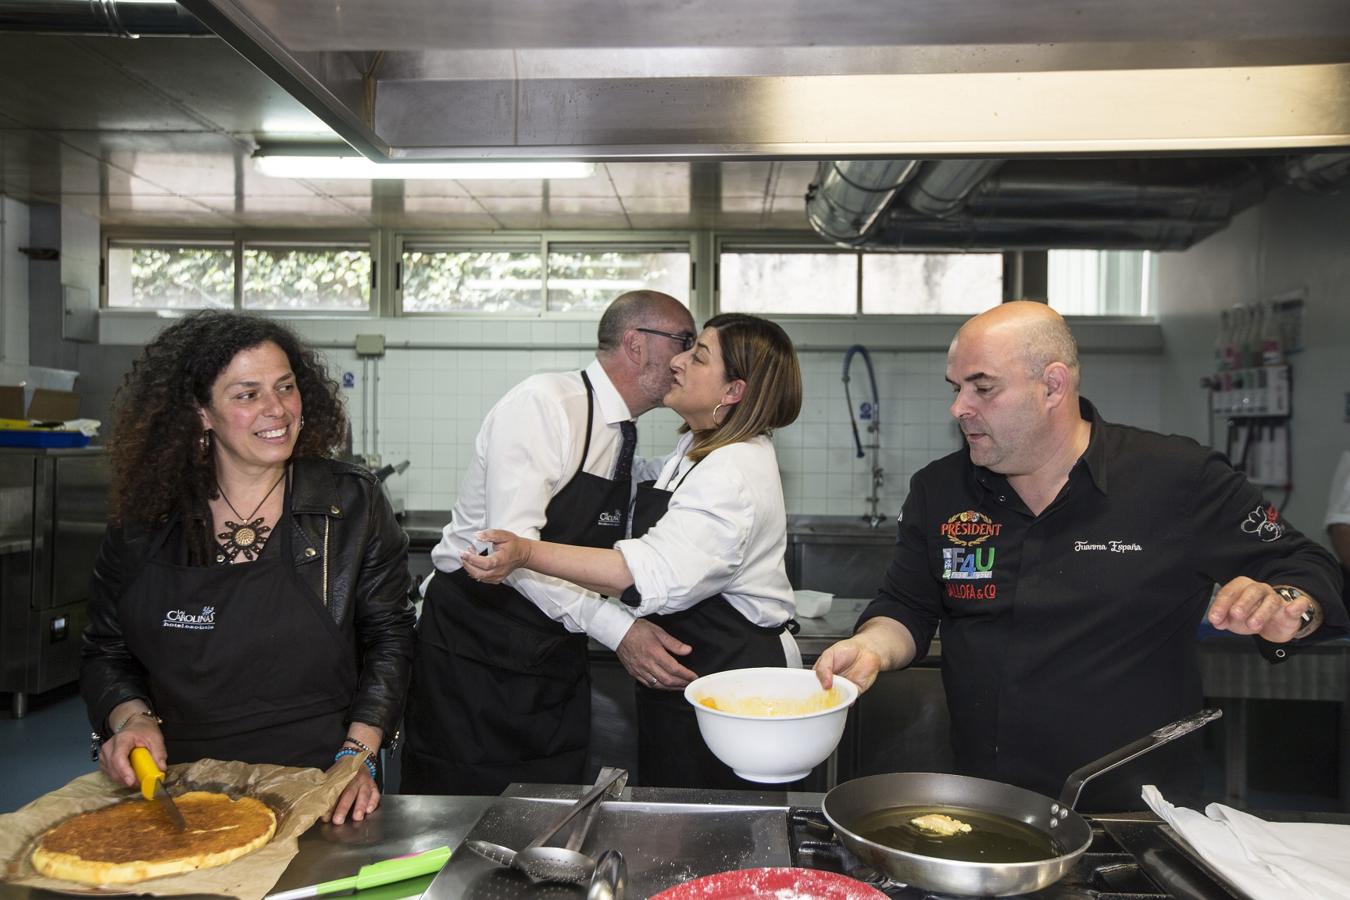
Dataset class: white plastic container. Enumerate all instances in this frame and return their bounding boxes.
[793,589,834,618]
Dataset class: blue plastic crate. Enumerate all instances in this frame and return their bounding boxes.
[0,429,92,448]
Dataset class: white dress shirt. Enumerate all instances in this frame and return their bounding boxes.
[615,432,797,632]
[429,359,661,650]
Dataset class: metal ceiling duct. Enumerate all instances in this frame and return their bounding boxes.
[902,160,1006,219]
[0,0,210,37]
[807,158,1274,251]
[805,161,919,246]
[1282,152,1350,194]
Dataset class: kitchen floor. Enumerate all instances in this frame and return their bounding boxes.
[1,688,1340,815]
[0,685,93,813]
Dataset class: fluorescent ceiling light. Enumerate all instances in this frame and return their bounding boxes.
[254,154,595,180]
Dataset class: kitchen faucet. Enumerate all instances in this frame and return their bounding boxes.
[842,345,885,529]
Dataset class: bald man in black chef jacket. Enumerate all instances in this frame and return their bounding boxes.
[816,301,1347,811]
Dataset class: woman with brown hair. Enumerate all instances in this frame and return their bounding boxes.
[81,311,414,824]
[463,313,803,789]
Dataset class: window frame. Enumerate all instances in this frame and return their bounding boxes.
[715,233,1012,320]
[101,229,379,316]
[393,230,698,319]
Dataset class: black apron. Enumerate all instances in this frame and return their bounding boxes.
[401,371,635,795]
[630,462,791,790]
[120,483,357,770]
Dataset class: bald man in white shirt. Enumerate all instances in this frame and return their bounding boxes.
[401,290,699,795]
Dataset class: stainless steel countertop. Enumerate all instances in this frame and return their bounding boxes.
[398,512,898,546]
[0,795,495,900]
[0,787,823,900]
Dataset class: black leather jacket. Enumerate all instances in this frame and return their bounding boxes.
[81,458,416,740]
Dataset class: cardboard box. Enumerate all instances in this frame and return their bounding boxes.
[0,386,22,419]
[0,364,81,422]
[27,389,80,422]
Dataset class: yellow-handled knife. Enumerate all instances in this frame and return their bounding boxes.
[130,747,186,832]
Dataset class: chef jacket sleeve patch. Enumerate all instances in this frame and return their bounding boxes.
[1189,447,1346,642]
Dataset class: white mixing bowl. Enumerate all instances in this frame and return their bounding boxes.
[684,667,859,783]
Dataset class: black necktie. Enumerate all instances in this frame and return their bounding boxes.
[614,420,637,482]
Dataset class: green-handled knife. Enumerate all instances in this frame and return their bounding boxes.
[266,846,452,900]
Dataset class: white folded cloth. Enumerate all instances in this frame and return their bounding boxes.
[1142,785,1350,899]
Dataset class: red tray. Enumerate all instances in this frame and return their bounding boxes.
[650,867,887,900]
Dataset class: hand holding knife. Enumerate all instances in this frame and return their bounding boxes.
[130,747,187,832]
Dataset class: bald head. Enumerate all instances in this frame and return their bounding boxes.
[596,290,692,354]
[952,301,1081,390]
[594,289,695,417]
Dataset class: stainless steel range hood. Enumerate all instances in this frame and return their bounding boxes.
[176,0,1350,162]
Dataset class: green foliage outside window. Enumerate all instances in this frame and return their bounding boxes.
[401,249,544,313]
[108,244,372,310]
[243,247,369,310]
[547,250,684,312]
[108,245,234,309]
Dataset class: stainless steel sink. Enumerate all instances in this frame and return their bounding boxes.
[787,513,895,537]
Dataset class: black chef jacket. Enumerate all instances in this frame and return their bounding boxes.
[860,398,1347,811]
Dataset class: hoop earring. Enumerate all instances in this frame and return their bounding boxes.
[712,403,726,426]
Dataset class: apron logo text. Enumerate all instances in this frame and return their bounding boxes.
[597,509,623,527]
[942,547,995,580]
[162,605,215,630]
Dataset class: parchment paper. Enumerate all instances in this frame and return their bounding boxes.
[0,753,365,900]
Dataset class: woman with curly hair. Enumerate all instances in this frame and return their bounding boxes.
[463,313,804,789]
[81,311,415,825]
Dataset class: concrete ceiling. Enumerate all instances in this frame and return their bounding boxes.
[3,0,1348,235]
[0,33,813,231]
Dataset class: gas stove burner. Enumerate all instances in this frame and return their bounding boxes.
[786,806,1211,900]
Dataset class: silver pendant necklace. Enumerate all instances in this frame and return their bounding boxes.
[215,471,286,563]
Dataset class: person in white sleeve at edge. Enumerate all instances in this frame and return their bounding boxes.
[464,313,804,790]
[1323,453,1344,609]
[400,290,697,796]
[1326,449,1350,593]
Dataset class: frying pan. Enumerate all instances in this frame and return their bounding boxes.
[822,708,1222,897]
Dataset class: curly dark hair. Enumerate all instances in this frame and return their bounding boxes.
[108,311,346,528]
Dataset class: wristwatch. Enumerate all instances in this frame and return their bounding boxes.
[1273,585,1318,638]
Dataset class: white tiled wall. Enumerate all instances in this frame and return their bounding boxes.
[89,312,1164,518]
[366,344,1162,518]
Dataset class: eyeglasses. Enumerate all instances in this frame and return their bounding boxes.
[635,327,695,352]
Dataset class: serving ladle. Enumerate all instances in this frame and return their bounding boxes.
[586,849,626,900]
[466,767,628,884]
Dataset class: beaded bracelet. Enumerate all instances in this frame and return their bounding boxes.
[334,747,378,780]
[342,736,375,756]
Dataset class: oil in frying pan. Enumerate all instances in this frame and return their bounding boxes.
[855,805,1058,864]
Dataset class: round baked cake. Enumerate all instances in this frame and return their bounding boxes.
[31,791,276,885]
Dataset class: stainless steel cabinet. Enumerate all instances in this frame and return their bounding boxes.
[0,447,108,717]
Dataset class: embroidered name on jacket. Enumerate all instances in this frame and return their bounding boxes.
[163,605,215,630]
[1073,540,1143,553]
